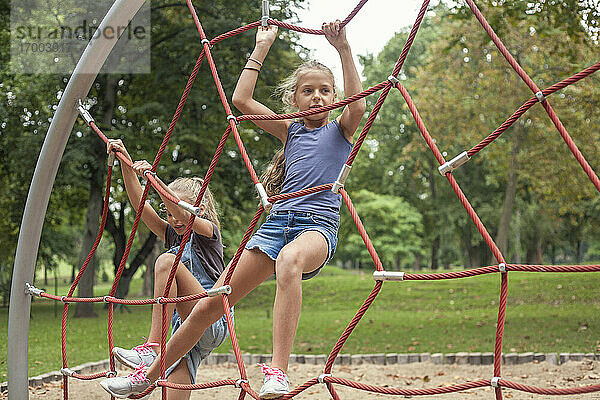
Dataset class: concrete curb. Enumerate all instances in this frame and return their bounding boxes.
[3,352,598,392]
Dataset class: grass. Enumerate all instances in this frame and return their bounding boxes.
[1,266,599,381]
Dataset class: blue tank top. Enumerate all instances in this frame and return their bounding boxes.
[271,120,353,221]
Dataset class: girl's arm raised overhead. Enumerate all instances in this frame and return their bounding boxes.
[129,160,214,239]
[323,20,366,142]
[107,140,168,242]
[232,25,290,143]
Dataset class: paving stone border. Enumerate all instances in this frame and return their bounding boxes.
[3,352,598,392]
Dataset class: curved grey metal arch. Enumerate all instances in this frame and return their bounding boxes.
[7,0,146,398]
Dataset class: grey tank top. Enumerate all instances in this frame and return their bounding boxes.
[271,120,352,221]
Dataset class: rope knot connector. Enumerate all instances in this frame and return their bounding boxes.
[491,376,501,387]
[373,271,405,281]
[156,296,165,304]
[60,368,75,377]
[177,200,202,216]
[105,371,117,378]
[226,114,239,125]
[261,0,270,27]
[107,152,116,167]
[255,182,272,212]
[154,378,167,386]
[60,296,67,303]
[535,91,546,103]
[332,164,352,194]
[387,75,400,87]
[25,283,43,297]
[200,38,211,47]
[207,285,232,297]
[438,151,471,175]
[498,262,506,273]
[76,99,94,126]
[318,373,332,383]
[235,379,249,388]
[103,295,111,303]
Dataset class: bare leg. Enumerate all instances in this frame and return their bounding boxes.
[146,248,275,381]
[271,231,328,373]
[164,361,192,400]
[148,253,205,349]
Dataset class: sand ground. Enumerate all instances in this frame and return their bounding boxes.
[10,360,600,399]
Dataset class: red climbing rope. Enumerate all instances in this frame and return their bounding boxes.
[29,0,600,399]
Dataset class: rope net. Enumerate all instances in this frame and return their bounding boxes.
[27,0,600,398]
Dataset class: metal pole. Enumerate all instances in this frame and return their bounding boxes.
[7,0,146,398]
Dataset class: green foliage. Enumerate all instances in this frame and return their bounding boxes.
[337,190,424,269]
[2,268,599,379]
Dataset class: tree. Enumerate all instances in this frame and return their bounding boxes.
[336,190,424,270]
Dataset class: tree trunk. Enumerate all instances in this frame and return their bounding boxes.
[74,76,116,317]
[496,128,522,256]
[142,242,161,297]
[513,209,521,263]
[74,175,103,318]
[115,233,157,299]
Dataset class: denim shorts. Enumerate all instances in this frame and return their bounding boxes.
[165,311,231,383]
[245,210,340,280]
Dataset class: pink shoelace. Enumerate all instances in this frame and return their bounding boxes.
[259,363,287,383]
[133,337,159,355]
[127,362,149,384]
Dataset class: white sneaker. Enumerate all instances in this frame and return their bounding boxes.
[112,337,158,369]
[100,363,151,398]
[258,364,290,399]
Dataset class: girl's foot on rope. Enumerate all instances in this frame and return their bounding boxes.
[258,363,290,399]
[112,337,158,369]
[100,363,151,398]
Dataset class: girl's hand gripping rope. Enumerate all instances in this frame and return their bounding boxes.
[322,20,349,51]
[106,138,132,162]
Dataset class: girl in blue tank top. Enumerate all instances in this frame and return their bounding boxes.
[99,20,365,399]
[231,20,366,398]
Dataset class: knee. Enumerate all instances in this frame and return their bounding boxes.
[275,249,304,286]
[155,253,176,276]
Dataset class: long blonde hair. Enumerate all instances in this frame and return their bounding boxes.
[260,148,286,197]
[168,177,220,230]
[275,60,336,113]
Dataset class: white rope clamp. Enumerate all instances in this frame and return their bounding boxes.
[498,262,506,273]
[154,378,167,386]
[373,271,405,281]
[156,296,165,304]
[177,200,203,216]
[387,75,400,87]
[227,114,239,125]
[76,99,94,125]
[255,182,272,212]
[25,283,43,297]
[261,0,270,27]
[105,371,117,378]
[201,38,211,46]
[331,164,352,194]
[490,376,501,387]
[318,373,331,383]
[60,296,67,303]
[535,91,546,103]
[235,379,249,388]
[207,285,232,297]
[438,151,471,175]
[103,295,111,303]
[60,368,75,377]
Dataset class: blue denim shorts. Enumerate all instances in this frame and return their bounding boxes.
[165,311,231,383]
[245,211,340,280]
